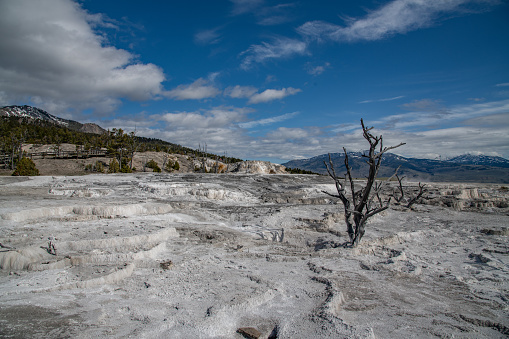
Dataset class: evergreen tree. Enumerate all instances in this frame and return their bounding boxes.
[12,157,39,176]
[108,158,120,173]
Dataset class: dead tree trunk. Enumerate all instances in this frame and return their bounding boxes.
[324,119,405,247]
[394,174,405,203]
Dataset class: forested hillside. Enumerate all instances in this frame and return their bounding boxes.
[0,117,243,171]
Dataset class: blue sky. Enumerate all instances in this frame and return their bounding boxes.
[1,0,508,163]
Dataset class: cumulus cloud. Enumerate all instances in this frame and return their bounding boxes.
[241,37,307,69]
[0,0,166,115]
[119,100,509,164]
[164,78,221,100]
[267,127,309,140]
[243,100,509,161]
[224,85,302,104]
[141,106,257,156]
[159,109,244,129]
[248,87,301,104]
[224,85,258,99]
[298,0,499,43]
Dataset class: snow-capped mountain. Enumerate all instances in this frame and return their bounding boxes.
[0,105,70,126]
[283,151,509,183]
[0,105,105,134]
[447,154,509,168]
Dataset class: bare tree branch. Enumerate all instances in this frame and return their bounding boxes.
[406,183,427,208]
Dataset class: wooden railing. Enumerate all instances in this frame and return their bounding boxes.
[1,149,108,161]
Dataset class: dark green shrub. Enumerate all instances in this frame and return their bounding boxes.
[94,161,105,173]
[165,160,180,172]
[86,161,105,173]
[120,163,132,173]
[108,158,120,173]
[12,157,39,176]
[146,159,161,172]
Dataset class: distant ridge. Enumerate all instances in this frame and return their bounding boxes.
[0,105,105,134]
[283,152,509,183]
[446,154,509,168]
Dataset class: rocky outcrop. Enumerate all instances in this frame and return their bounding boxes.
[79,123,106,134]
[226,161,286,174]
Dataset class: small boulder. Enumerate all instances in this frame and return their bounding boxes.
[237,327,261,339]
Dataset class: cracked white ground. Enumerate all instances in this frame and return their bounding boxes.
[0,173,508,338]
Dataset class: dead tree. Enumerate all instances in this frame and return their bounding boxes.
[405,182,427,208]
[393,174,427,208]
[324,119,405,247]
[126,129,139,170]
[394,174,406,203]
[198,143,208,173]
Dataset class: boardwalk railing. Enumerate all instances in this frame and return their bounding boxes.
[1,149,109,163]
[29,149,108,159]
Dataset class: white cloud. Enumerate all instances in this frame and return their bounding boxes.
[230,0,264,15]
[239,112,298,128]
[159,110,242,129]
[309,66,325,76]
[248,87,301,104]
[224,85,258,99]
[267,127,309,140]
[140,106,256,156]
[225,85,302,104]
[120,102,509,164]
[241,37,307,69]
[307,62,330,76]
[380,123,509,160]
[400,99,442,110]
[236,100,509,162]
[256,4,296,26]
[374,99,509,130]
[194,28,222,45]
[298,0,499,42]
[164,78,221,100]
[230,0,295,26]
[0,0,166,115]
[359,95,405,104]
[495,82,509,87]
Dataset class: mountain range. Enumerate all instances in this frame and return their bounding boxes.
[0,105,105,134]
[283,152,509,183]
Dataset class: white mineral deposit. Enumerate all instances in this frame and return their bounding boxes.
[1,173,508,338]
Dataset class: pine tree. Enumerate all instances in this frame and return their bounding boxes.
[12,157,40,176]
[108,158,120,173]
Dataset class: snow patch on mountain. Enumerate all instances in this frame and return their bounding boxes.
[447,154,509,168]
[0,105,69,126]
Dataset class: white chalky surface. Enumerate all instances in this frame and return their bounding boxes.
[0,173,508,338]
